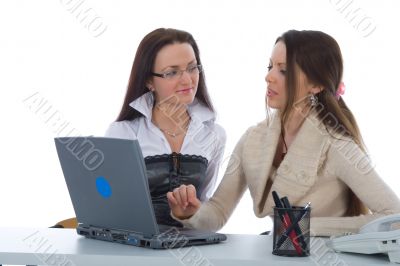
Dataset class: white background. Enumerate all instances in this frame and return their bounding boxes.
[0,0,399,234]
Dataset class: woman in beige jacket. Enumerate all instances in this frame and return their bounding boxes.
[166,30,400,236]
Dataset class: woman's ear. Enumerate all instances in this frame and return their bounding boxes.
[310,85,323,94]
[146,80,154,92]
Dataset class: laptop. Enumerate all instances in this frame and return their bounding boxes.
[54,136,227,249]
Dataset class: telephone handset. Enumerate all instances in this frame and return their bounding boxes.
[328,213,400,263]
[359,213,400,234]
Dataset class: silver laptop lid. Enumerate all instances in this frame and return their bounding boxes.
[55,137,160,237]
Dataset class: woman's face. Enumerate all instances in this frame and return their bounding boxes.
[148,42,199,106]
[265,41,287,109]
[265,41,318,110]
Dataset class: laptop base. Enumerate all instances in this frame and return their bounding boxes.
[77,224,227,249]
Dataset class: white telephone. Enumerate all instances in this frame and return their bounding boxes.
[327,213,400,263]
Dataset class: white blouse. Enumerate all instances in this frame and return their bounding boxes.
[105,92,226,200]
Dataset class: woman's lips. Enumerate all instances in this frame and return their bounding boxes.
[267,88,278,97]
[177,88,193,94]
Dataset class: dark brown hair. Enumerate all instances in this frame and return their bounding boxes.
[276,30,368,216]
[116,28,214,121]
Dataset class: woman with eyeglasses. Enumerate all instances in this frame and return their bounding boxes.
[167,30,400,236]
[105,28,226,227]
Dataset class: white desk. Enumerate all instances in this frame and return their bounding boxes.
[0,227,393,265]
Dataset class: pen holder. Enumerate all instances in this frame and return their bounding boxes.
[272,206,311,257]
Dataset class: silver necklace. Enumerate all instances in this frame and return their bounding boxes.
[152,119,190,138]
[158,128,185,138]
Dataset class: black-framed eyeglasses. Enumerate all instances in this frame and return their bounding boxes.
[151,64,202,80]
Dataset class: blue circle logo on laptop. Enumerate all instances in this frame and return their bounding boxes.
[95,176,112,198]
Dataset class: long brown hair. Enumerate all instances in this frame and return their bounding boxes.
[276,30,368,216]
[116,28,214,121]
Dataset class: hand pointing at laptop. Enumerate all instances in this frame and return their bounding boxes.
[167,184,201,220]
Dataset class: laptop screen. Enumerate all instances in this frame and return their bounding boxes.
[55,137,160,237]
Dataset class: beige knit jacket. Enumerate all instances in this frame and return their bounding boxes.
[175,111,400,236]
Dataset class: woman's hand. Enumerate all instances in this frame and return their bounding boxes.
[167,184,201,220]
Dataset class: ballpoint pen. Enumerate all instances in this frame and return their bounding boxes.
[272,191,302,255]
[275,202,311,251]
[280,197,308,253]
